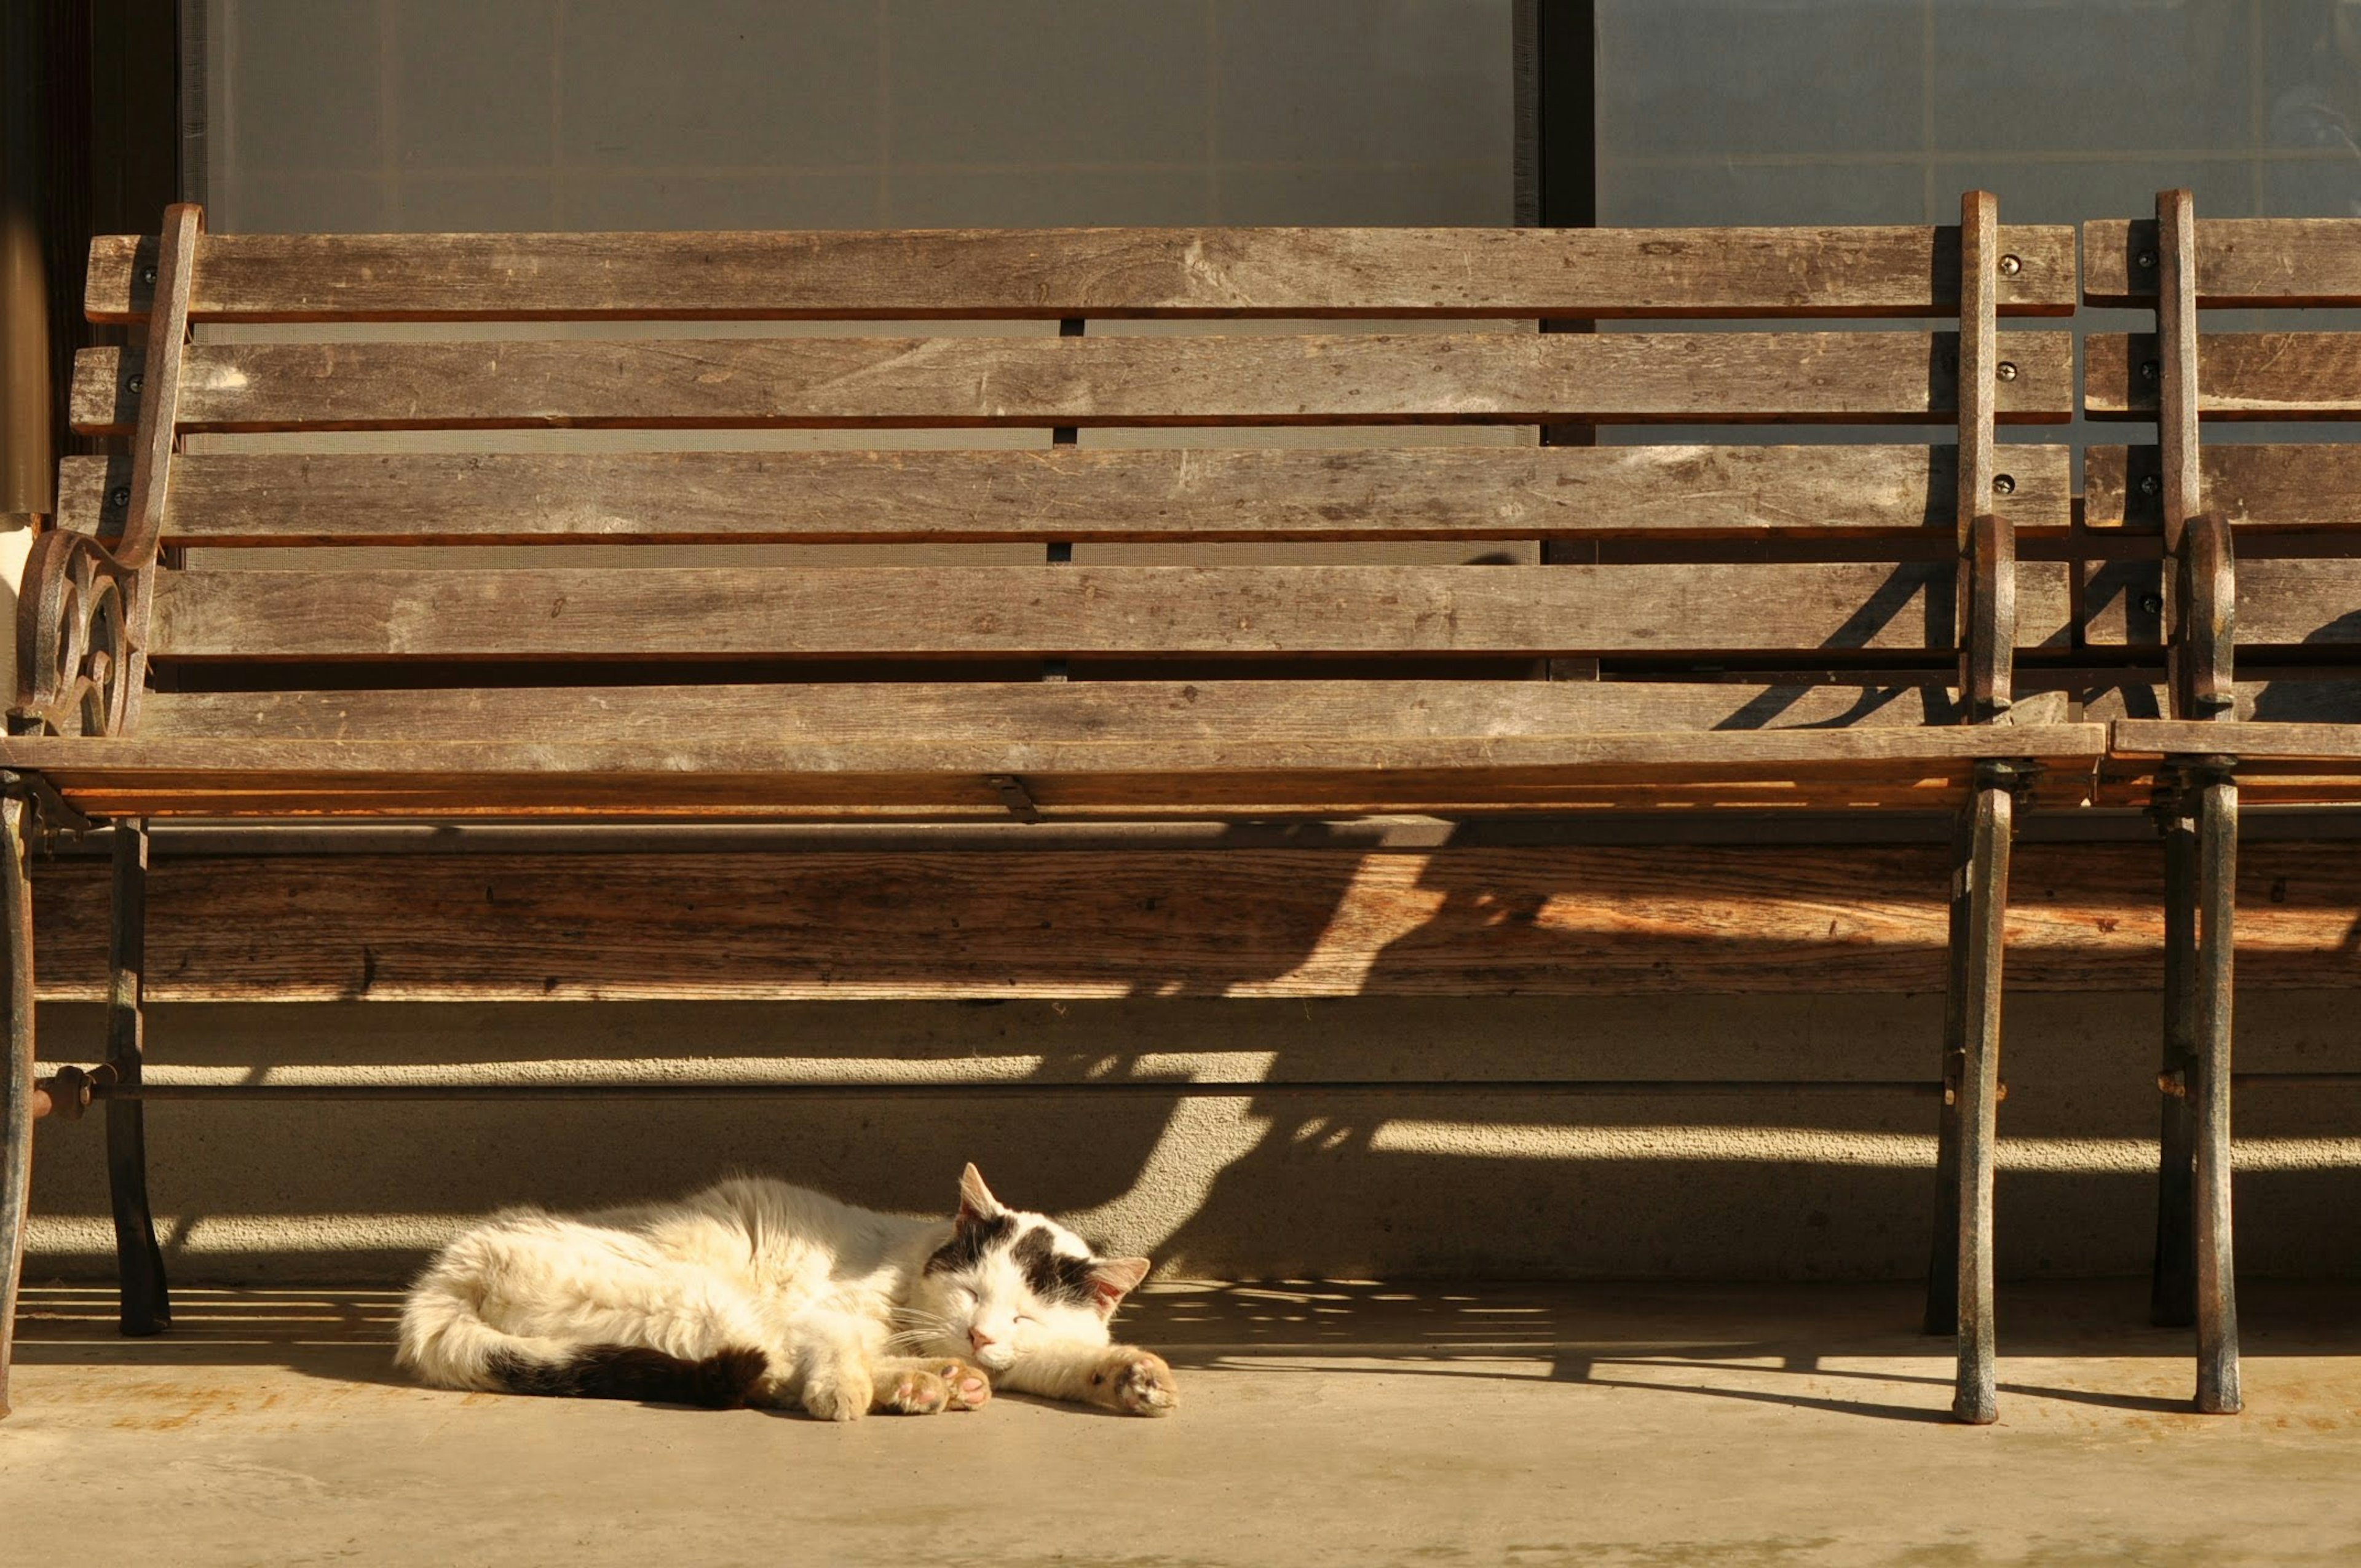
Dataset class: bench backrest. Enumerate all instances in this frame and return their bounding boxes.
[26,197,2074,750]
[2086,194,2361,729]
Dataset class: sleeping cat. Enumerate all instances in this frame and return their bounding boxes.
[397,1164,1178,1420]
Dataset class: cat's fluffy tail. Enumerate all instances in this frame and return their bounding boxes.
[398,1269,767,1410]
[484,1342,769,1409]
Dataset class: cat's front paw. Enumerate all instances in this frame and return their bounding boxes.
[802,1364,874,1422]
[1093,1349,1178,1417]
[926,1358,992,1411]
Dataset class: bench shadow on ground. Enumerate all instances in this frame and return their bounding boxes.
[17,1278,2361,1426]
[18,796,2361,1427]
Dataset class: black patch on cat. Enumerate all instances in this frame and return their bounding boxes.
[488,1344,768,1409]
[925,1211,1014,1276]
[1011,1225,1100,1308]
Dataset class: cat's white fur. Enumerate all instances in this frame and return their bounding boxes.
[397,1164,1177,1420]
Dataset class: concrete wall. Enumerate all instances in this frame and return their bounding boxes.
[27,989,2361,1283]
[23,1,2358,1288]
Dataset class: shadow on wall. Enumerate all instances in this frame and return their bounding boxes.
[23,980,2361,1289]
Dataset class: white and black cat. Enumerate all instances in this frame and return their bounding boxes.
[397,1164,1178,1420]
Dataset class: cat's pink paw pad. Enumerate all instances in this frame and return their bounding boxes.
[928,1358,992,1411]
[1095,1351,1178,1417]
[883,1368,951,1415]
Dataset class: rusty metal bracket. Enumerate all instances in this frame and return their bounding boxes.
[31,1062,114,1121]
[11,203,202,740]
[2175,510,2236,719]
[1962,513,2017,720]
[1971,757,2038,805]
[0,768,102,841]
[2156,752,2240,815]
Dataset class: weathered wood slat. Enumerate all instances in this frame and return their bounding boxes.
[2156,193,2201,556]
[85,225,2079,324]
[2088,333,2361,419]
[2082,559,2361,647]
[54,444,2077,544]
[35,780,2094,818]
[23,836,2361,1003]
[2086,216,2361,307]
[69,331,2076,435]
[2079,679,2361,724]
[2081,445,2361,530]
[144,563,2078,660]
[129,681,2077,745]
[0,725,2106,817]
[0,727,2108,778]
[2113,719,2361,762]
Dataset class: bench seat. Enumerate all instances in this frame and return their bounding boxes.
[0,685,2106,818]
[0,196,2084,1427]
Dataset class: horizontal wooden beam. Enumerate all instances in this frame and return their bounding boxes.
[1,726,2106,817]
[26,834,2361,1002]
[55,443,2077,545]
[146,563,2078,661]
[2113,719,2361,762]
[2083,444,2361,530]
[2084,217,2361,307]
[2088,332,2361,419]
[127,681,2078,745]
[85,224,2079,324]
[71,331,2076,435]
[2082,559,2361,647]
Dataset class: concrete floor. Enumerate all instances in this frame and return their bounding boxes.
[5,1281,2360,1567]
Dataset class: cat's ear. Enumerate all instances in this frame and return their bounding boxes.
[1086,1256,1152,1317]
[957,1163,1004,1225]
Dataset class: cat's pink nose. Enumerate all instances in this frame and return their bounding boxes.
[970,1328,997,1355]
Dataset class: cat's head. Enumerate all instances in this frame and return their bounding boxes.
[908,1164,1151,1372]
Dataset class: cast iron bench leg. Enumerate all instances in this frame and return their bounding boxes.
[1951,775,2012,1426]
[2193,772,2240,1414]
[1923,806,1971,1338]
[2152,798,2199,1328]
[0,797,36,1418]
[107,820,168,1337]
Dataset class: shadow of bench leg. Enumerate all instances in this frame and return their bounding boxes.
[1924,807,1970,1338]
[2152,800,2198,1329]
[106,820,168,1337]
[1952,775,2012,1427]
[0,797,36,1419]
[2193,770,2240,1415]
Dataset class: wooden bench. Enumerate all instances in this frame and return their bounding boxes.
[2087,189,2361,1415]
[0,195,2098,1423]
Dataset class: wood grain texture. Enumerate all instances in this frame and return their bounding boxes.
[2086,216,2361,306]
[2156,192,2201,555]
[0,724,2108,817]
[1956,192,1998,553]
[2083,559,2361,647]
[53,444,2078,545]
[144,563,2078,660]
[84,224,2079,324]
[2079,679,2361,724]
[0,727,2109,781]
[129,681,2079,745]
[2088,332,2361,419]
[2087,443,2361,530]
[2113,719,2361,761]
[22,834,2361,1004]
[2078,445,2361,531]
[69,331,2077,436]
[119,205,202,569]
